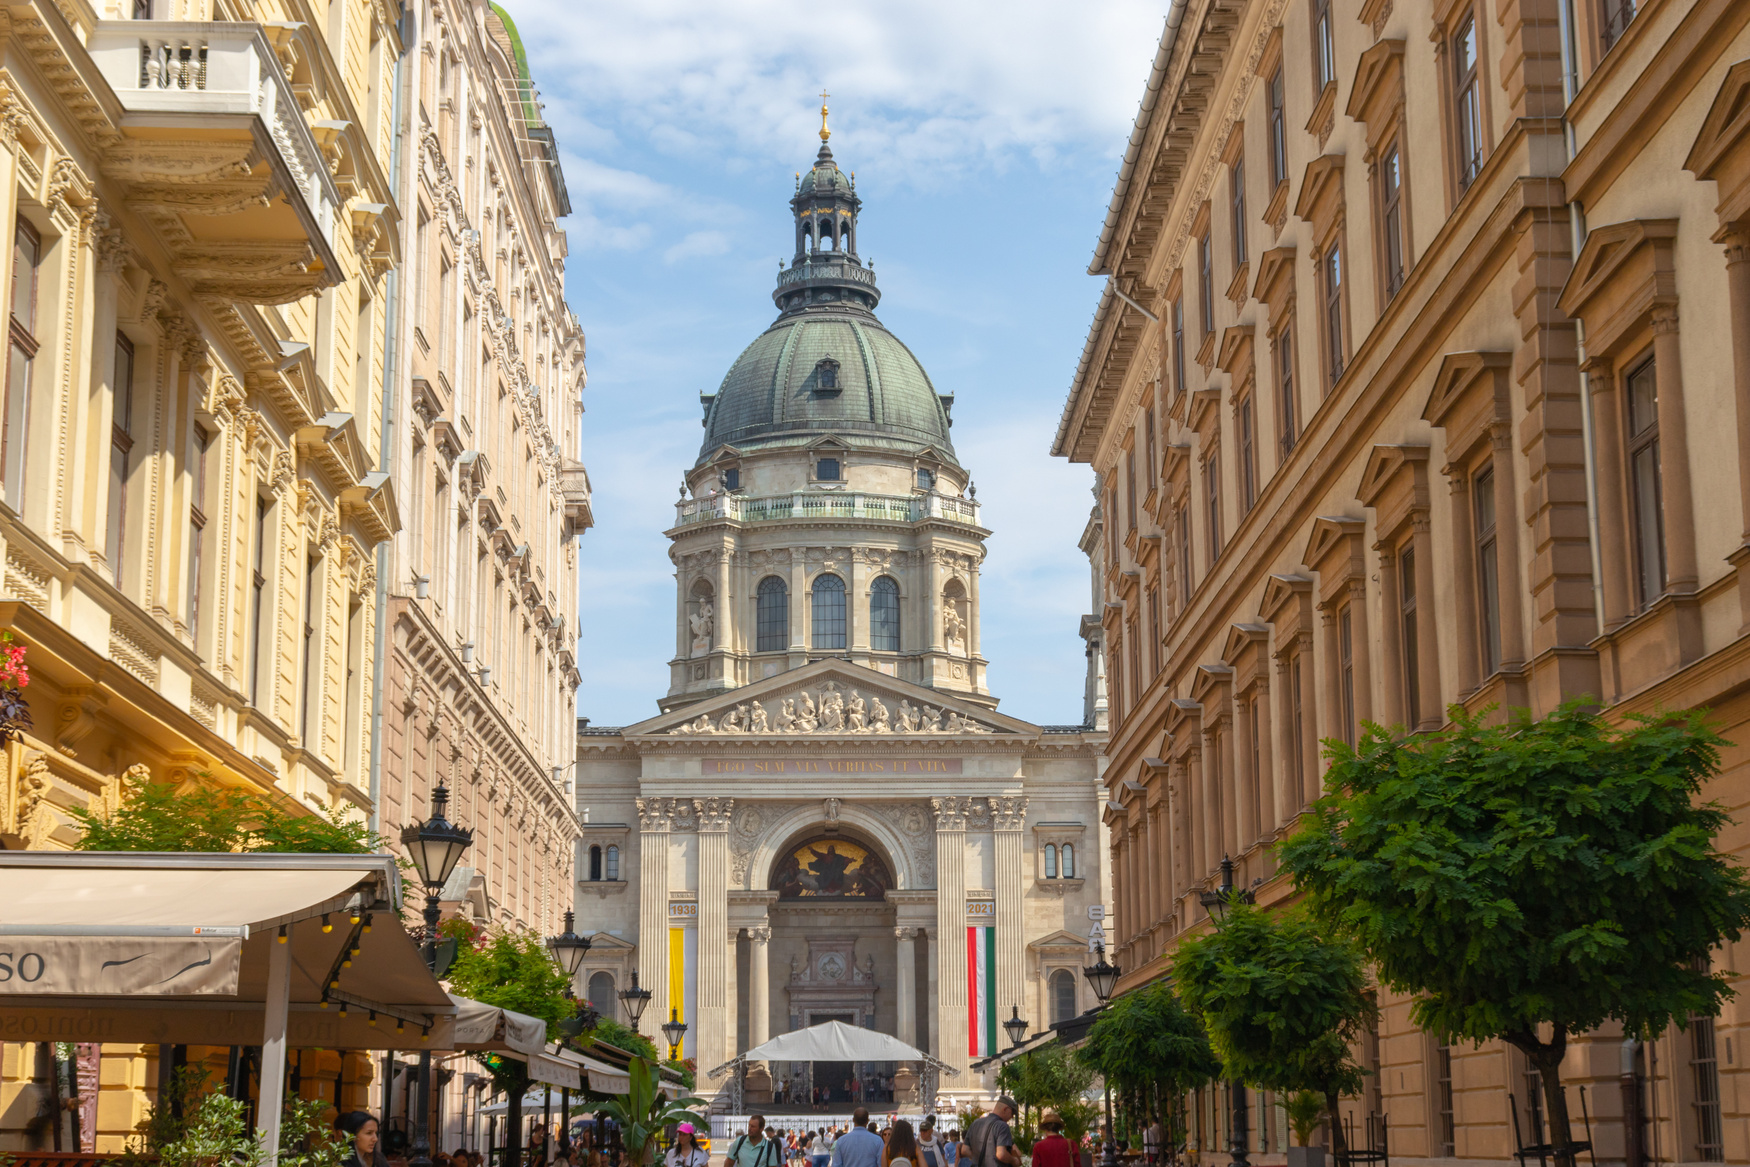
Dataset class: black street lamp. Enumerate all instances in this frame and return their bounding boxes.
[1002,1005,1030,1051]
[1084,943,1121,1167]
[546,911,591,1156]
[1199,856,1256,1167]
[402,785,474,1167]
[661,1008,688,1061]
[618,970,652,1027]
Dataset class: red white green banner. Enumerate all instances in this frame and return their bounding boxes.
[967,925,996,1058]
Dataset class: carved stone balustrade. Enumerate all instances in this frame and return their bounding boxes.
[671,489,982,531]
[86,20,342,304]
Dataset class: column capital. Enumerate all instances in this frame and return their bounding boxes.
[748,925,772,944]
[894,926,917,942]
[694,796,735,832]
[989,795,1028,831]
[930,795,974,831]
[636,796,677,831]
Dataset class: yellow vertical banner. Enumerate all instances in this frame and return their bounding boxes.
[667,925,695,1058]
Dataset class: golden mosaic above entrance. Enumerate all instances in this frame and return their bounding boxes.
[774,837,892,899]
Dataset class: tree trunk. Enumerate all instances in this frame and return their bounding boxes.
[1507,1026,1575,1167]
[1323,1090,1347,1163]
[507,1085,524,1167]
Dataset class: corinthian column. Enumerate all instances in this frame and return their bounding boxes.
[895,927,918,1046]
[635,798,673,1042]
[931,797,971,1077]
[990,796,1027,1034]
[694,798,733,1081]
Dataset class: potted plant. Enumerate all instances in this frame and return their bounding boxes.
[1285,1092,1326,1167]
[596,1057,707,1165]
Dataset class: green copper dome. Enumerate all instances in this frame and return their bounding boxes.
[696,136,957,467]
[699,312,957,463]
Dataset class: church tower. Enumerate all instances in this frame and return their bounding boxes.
[665,106,991,711]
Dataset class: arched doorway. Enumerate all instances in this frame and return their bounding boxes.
[741,826,914,1110]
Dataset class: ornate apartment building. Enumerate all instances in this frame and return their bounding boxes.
[377,0,585,937]
[0,0,587,1150]
[1056,0,1749,1164]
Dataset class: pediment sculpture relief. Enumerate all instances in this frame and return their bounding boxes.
[668,679,994,735]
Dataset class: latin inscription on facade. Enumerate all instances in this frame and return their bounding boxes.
[701,758,963,774]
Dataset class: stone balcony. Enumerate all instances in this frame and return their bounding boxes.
[86,20,341,303]
[671,489,981,530]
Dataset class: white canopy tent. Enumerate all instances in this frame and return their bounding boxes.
[707,1020,955,1114]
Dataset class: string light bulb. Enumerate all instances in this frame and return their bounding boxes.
[277,925,288,944]
[363,914,374,934]
[321,914,333,933]
[369,1011,378,1027]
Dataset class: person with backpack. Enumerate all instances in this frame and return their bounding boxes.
[727,1117,783,1167]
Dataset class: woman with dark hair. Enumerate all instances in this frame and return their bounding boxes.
[884,1119,919,1167]
[334,1112,390,1167]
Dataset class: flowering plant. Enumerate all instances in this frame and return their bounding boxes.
[0,630,30,741]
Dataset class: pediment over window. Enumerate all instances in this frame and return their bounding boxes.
[1294,155,1346,243]
[1556,219,1678,357]
[1685,60,1750,227]
[1189,662,1234,712]
[1358,444,1432,542]
[1252,246,1297,318]
[1304,516,1369,608]
[1164,697,1203,746]
[1423,351,1512,461]
[1260,573,1315,643]
[1218,325,1256,381]
[1344,40,1406,144]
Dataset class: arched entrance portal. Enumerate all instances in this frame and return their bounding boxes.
[736,826,924,1110]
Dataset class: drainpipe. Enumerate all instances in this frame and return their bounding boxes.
[1557,0,1605,638]
[368,0,416,830]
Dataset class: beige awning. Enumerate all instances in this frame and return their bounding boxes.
[450,994,548,1056]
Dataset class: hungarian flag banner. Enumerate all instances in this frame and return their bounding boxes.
[967,925,997,1057]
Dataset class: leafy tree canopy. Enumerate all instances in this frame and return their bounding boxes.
[1280,703,1750,1048]
[72,777,389,854]
[445,928,575,1028]
[1077,979,1220,1096]
[1171,899,1372,1101]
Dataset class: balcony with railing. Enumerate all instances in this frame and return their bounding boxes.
[85,21,341,304]
[672,490,981,530]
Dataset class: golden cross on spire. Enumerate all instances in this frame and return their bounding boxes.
[819,90,831,142]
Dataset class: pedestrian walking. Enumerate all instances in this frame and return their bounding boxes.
[884,1119,919,1167]
[962,1098,1019,1167]
[916,1117,944,1167]
[726,1116,783,1167]
[830,1108,885,1167]
[665,1125,709,1167]
[1030,1113,1074,1167]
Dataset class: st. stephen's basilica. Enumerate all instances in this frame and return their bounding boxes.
[572,107,1109,1111]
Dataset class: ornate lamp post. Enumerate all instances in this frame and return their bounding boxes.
[1084,943,1121,1167]
[619,971,652,1028]
[547,911,591,1155]
[662,1008,688,1061]
[1200,856,1257,1167]
[402,785,474,1167]
[1003,1005,1030,1051]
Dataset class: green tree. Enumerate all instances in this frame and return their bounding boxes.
[1077,980,1220,1156]
[1280,702,1750,1167]
[1171,899,1373,1157]
[595,1058,706,1165]
[446,929,576,1167]
[998,1043,1096,1151]
[72,777,388,853]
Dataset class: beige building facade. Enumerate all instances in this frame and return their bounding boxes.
[1056,0,1750,1164]
[0,0,586,1151]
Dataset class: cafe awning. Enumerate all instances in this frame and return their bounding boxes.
[0,852,456,1161]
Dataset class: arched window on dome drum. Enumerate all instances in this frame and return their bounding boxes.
[757,576,789,652]
[1050,968,1077,1024]
[605,845,620,881]
[813,574,847,651]
[871,576,900,652]
[1061,844,1075,880]
[588,845,602,882]
[588,971,616,1021]
[1044,843,1058,879]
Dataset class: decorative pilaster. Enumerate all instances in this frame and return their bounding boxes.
[748,924,772,1060]
[693,797,733,1084]
[635,797,675,1041]
[990,795,1027,1036]
[931,796,971,1077]
[894,926,918,1046]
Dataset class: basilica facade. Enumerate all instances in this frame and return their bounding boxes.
[574,113,1107,1109]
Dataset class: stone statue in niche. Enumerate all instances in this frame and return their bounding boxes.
[690,599,714,656]
[944,601,967,652]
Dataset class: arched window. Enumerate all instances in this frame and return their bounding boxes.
[756,576,788,652]
[1044,843,1058,879]
[588,845,602,882]
[1050,969,1077,1024]
[1061,844,1075,880]
[588,971,616,1021]
[812,574,847,650]
[605,845,621,881]
[917,467,935,490]
[871,576,900,652]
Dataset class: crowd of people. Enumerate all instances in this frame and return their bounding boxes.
[772,1072,901,1108]
[716,1098,1064,1167]
[332,1109,613,1167]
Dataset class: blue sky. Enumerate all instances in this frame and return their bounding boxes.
[504,0,1165,727]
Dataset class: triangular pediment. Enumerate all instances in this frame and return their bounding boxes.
[1028,929,1091,952]
[624,659,1036,739]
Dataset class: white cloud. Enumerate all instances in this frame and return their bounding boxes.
[507,0,1164,185]
[664,230,732,263]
